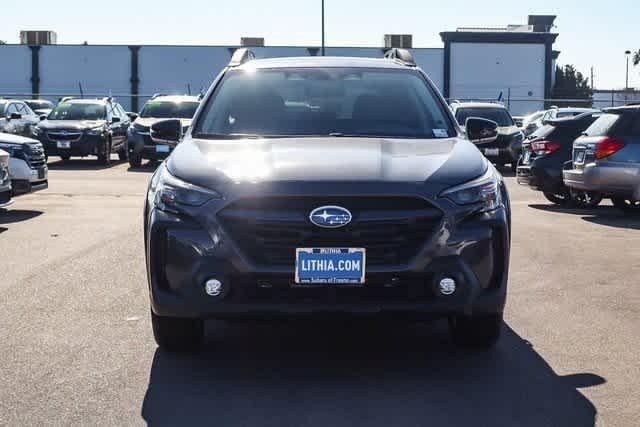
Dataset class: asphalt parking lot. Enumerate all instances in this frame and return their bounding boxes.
[0,156,638,426]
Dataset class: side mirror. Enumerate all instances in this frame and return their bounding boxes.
[111,116,121,123]
[127,112,139,121]
[151,119,182,144]
[40,115,47,121]
[465,117,499,143]
[9,113,22,121]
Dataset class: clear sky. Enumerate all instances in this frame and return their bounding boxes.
[2,0,638,89]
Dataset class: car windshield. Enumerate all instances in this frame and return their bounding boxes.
[25,100,54,110]
[140,101,199,119]
[194,67,455,139]
[48,103,106,120]
[455,108,514,127]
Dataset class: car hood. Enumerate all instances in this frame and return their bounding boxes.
[134,117,192,129]
[167,136,486,190]
[0,132,40,145]
[39,120,106,130]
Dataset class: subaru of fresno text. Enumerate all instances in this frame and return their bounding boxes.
[144,49,511,351]
[127,95,200,167]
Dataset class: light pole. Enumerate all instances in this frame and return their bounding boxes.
[625,50,631,89]
[321,0,325,56]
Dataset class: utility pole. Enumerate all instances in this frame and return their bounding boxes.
[590,66,594,90]
[321,0,325,56]
[625,50,631,90]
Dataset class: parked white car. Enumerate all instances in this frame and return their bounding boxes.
[522,107,599,136]
[0,99,41,138]
[0,133,48,196]
[0,149,12,208]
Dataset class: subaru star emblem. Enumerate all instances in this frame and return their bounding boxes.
[309,206,352,228]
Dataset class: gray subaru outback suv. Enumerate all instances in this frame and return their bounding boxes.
[144,49,511,351]
[563,106,640,213]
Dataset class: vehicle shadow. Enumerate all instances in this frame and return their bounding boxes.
[582,213,640,230]
[141,321,601,427]
[127,162,159,173]
[46,157,127,171]
[0,209,43,225]
[528,203,602,215]
[529,204,639,229]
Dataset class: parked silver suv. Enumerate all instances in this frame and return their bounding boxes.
[563,106,640,214]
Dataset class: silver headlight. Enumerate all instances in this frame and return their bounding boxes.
[149,163,222,213]
[440,163,502,211]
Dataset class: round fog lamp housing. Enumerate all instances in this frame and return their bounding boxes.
[438,277,457,296]
[204,279,224,297]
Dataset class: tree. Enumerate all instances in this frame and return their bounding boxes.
[634,50,640,67]
[0,40,6,45]
[551,65,593,107]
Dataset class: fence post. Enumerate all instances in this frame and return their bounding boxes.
[129,46,141,112]
[29,45,41,99]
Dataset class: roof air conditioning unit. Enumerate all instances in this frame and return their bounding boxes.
[20,31,57,45]
[241,37,265,47]
[384,34,412,49]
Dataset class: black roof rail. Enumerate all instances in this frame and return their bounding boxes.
[229,48,256,67]
[383,48,416,66]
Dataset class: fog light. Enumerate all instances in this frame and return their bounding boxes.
[438,277,456,295]
[204,279,224,297]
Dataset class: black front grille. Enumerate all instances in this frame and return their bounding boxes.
[47,130,82,141]
[25,144,46,169]
[219,196,442,267]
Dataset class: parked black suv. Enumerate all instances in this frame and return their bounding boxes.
[144,50,511,351]
[517,112,602,206]
[128,95,200,167]
[451,102,525,171]
[35,98,130,164]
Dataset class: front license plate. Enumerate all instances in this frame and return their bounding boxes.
[484,148,499,157]
[56,141,71,149]
[295,248,366,285]
[37,168,45,179]
[156,144,170,153]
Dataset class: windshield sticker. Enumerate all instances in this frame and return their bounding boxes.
[433,129,448,138]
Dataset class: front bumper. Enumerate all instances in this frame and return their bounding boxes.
[478,142,521,165]
[128,131,173,161]
[563,162,640,199]
[0,189,12,208]
[8,158,48,196]
[41,135,103,157]
[145,189,510,320]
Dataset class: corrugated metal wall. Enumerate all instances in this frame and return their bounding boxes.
[0,45,445,111]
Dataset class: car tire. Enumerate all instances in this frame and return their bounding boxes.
[97,139,111,165]
[571,191,602,208]
[612,198,640,214]
[151,310,204,351]
[129,151,142,168]
[450,312,503,348]
[543,190,572,206]
[59,153,71,161]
